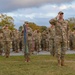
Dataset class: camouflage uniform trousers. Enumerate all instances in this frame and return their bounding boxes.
[46,39,49,51]
[23,39,32,61]
[0,41,3,55]
[14,39,19,52]
[19,40,22,51]
[4,41,11,57]
[69,34,72,50]
[41,39,46,51]
[12,40,15,51]
[39,41,41,52]
[28,40,33,54]
[71,36,75,50]
[55,36,67,59]
[31,40,35,52]
[24,43,30,62]
[35,39,41,52]
[22,36,24,50]
[49,38,56,56]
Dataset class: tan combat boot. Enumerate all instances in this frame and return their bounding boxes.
[58,59,61,66]
[61,59,64,66]
[5,54,9,58]
[57,54,61,66]
[27,57,30,62]
[25,55,30,62]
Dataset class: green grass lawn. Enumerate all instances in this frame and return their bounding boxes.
[0,54,75,75]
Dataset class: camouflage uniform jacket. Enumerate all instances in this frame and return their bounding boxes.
[49,18,69,41]
[3,29,12,41]
[48,26,55,40]
[27,27,33,41]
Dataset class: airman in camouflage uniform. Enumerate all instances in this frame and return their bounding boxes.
[14,29,20,52]
[3,25,12,58]
[49,11,69,66]
[48,25,55,56]
[21,27,25,50]
[32,30,37,52]
[12,29,20,52]
[45,31,49,51]
[69,31,73,50]
[0,29,4,55]
[19,31,23,51]
[27,26,33,53]
[23,22,33,62]
[37,30,42,52]
[69,27,75,50]
[12,30,16,51]
[41,31,47,51]
[35,30,41,52]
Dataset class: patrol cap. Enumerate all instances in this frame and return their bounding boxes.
[25,21,28,24]
[58,11,64,14]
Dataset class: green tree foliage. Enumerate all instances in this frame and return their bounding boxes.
[19,21,47,32]
[19,26,23,32]
[23,22,47,32]
[28,22,41,31]
[40,26,47,32]
[0,14,15,30]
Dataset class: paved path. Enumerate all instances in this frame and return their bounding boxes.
[2,50,75,56]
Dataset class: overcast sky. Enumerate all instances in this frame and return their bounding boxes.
[0,0,75,29]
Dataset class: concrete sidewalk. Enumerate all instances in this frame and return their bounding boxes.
[2,50,75,56]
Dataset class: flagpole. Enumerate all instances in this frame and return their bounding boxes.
[24,22,30,62]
